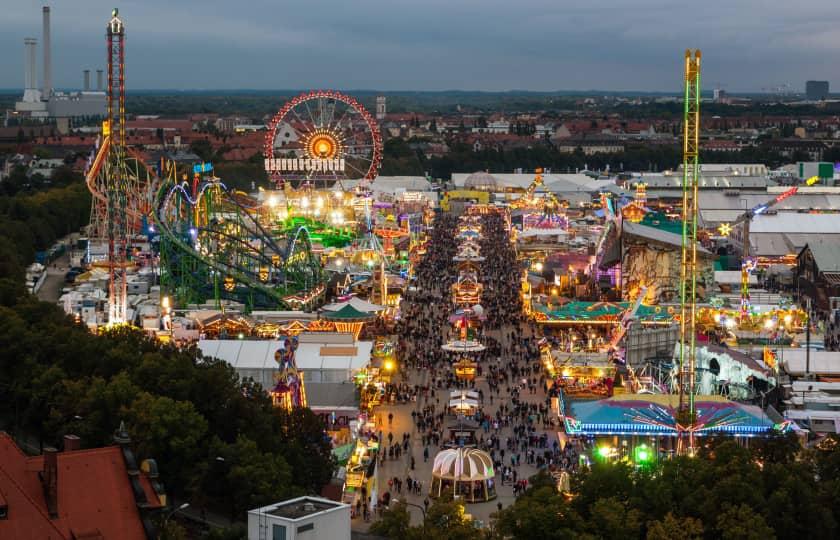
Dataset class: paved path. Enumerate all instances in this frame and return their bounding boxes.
[353,325,555,531]
[36,234,78,303]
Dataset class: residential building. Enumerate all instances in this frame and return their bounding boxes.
[248,496,351,540]
[0,428,166,540]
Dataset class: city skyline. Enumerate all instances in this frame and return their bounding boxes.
[1,1,839,93]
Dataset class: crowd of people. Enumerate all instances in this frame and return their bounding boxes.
[367,209,582,526]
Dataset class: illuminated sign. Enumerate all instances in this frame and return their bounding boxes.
[193,162,214,174]
[265,158,345,173]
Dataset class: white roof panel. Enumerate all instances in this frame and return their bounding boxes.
[751,213,840,234]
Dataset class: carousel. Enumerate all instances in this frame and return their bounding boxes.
[430,447,497,503]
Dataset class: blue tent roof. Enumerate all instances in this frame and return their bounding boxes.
[561,394,787,437]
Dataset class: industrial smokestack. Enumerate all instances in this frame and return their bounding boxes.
[24,39,37,91]
[22,38,41,103]
[42,6,51,98]
[83,70,90,91]
[96,69,104,91]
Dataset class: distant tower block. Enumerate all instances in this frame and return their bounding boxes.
[376,95,386,120]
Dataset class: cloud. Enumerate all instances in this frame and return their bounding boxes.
[0,0,838,91]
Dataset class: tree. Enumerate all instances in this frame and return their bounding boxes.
[493,474,584,539]
[370,500,412,538]
[646,513,703,540]
[421,496,483,540]
[716,503,775,540]
[586,497,641,540]
[124,392,209,489]
[212,435,295,520]
[271,407,335,491]
[190,139,215,162]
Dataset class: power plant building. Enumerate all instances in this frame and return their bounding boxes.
[14,6,106,120]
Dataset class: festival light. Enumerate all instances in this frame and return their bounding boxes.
[717,223,732,236]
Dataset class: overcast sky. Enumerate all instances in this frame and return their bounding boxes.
[1,0,838,93]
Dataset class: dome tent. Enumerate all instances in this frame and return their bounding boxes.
[430,447,496,502]
[463,171,501,192]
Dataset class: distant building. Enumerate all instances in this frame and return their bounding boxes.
[14,7,106,120]
[376,96,386,121]
[806,80,829,101]
[556,137,625,155]
[248,496,351,540]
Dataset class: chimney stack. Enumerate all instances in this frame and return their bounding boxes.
[63,434,81,452]
[96,69,104,92]
[83,70,90,92]
[42,447,59,518]
[23,38,40,103]
[42,6,51,99]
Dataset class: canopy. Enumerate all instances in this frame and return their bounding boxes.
[562,393,787,437]
[322,296,385,313]
[449,398,479,409]
[450,390,479,400]
[432,448,494,481]
[534,301,674,323]
[321,304,377,322]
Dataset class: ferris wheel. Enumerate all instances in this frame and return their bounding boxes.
[263,90,383,185]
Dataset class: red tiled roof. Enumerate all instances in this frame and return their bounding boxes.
[0,432,162,540]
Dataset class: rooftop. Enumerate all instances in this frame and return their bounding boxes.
[254,496,346,521]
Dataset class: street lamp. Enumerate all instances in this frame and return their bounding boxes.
[163,502,190,526]
[392,498,426,534]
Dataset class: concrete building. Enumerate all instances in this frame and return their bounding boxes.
[14,6,106,120]
[248,496,350,540]
[806,80,829,101]
[375,96,386,121]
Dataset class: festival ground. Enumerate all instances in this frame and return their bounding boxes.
[351,322,556,531]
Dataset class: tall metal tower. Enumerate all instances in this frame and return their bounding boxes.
[105,9,128,324]
[677,49,701,449]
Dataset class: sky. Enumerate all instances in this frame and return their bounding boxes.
[1,0,839,93]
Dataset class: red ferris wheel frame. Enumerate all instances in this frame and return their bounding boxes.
[263,90,383,181]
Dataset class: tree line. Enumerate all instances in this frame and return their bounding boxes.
[0,170,336,527]
[0,168,91,301]
[373,435,840,539]
[379,137,792,179]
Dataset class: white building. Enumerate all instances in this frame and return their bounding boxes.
[196,333,372,390]
[248,496,350,540]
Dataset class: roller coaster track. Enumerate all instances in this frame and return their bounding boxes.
[153,179,322,309]
[85,135,159,235]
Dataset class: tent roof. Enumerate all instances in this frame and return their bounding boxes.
[535,301,673,322]
[322,296,385,313]
[564,394,780,436]
[321,304,377,321]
